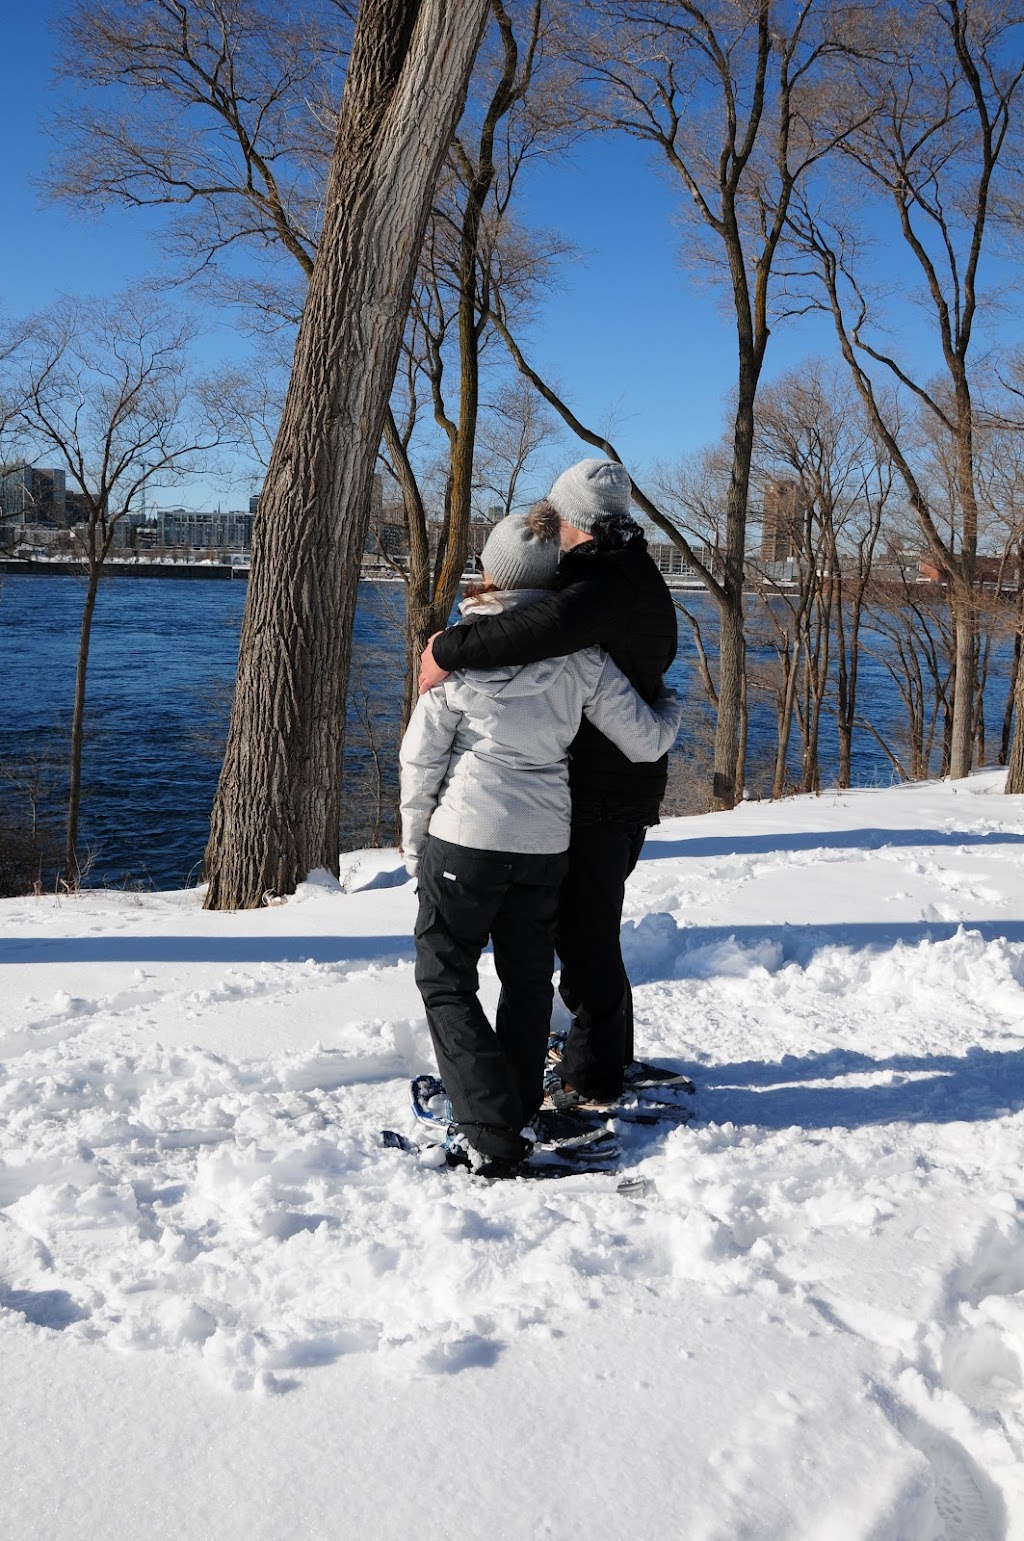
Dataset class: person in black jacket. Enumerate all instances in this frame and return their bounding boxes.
[418,458,678,1105]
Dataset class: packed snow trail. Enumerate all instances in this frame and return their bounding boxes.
[2,773,1024,1539]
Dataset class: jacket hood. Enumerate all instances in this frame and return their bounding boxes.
[447,588,572,702]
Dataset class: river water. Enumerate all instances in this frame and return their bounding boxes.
[0,574,404,888]
[0,571,1011,888]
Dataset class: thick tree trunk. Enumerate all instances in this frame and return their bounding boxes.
[835,595,853,789]
[402,593,453,733]
[949,589,977,780]
[837,581,869,792]
[1000,626,1021,767]
[948,389,979,781]
[204,0,489,910]
[403,602,434,733]
[712,387,755,809]
[714,599,747,808]
[1006,646,1024,793]
[737,666,748,800]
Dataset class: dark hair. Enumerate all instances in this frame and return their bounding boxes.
[591,511,645,550]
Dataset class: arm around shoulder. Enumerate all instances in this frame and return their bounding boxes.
[432,579,607,673]
[581,652,682,762]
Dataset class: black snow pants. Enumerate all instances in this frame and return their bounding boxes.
[413,834,568,1158]
[554,819,648,1102]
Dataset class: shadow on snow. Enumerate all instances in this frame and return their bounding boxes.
[641,825,1024,862]
[0,934,416,967]
[680,1044,1024,1131]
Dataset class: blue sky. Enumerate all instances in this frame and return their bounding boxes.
[4,2,1020,514]
[512,132,841,476]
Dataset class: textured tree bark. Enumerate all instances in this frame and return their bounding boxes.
[712,370,757,811]
[713,601,747,810]
[1006,655,1024,793]
[1000,559,1023,768]
[204,0,490,910]
[948,400,980,780]
[948,579,979,781]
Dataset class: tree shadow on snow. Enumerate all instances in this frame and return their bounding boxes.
[621,911,1024,1131]
[641,826,1024,863]
[10,914,1023,971]
[0,934,416,967]
[674,1045,1024,1131]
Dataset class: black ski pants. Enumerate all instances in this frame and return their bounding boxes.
[555,819,648,1102]
[413,835,568,1153]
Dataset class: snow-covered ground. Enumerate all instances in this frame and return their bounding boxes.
[3,772,1024,1540]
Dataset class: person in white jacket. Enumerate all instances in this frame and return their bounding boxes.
[400,509,681,1177]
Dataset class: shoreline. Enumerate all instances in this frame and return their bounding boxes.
[0,558,412,583]
[0,557,710,590]
[0,557,248,581]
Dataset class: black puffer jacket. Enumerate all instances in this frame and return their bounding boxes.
[432,517,679,824]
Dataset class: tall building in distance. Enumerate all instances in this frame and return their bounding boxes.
[0,464,67,524]
[760,478,803,563]
[155,509,255,550]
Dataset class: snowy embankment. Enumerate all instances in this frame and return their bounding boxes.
[2,772,1024,1540]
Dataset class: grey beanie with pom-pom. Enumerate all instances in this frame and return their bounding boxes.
[479,512,561,591]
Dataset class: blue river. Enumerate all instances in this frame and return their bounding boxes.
[0,572,1012,889]
[1,574,424,889]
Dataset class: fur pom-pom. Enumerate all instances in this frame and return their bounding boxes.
[526,499,561,541]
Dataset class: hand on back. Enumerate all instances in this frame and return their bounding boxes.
[419,634,450,695]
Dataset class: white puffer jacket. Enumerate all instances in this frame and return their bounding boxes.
[399,589,681,874]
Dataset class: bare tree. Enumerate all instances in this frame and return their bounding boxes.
[747,498,828,798]
[751,363,891,790]
[0,317,33,439]
[48,0,357,323]
[379,0,574,728]
[496,0,867,809]
[981,353,1024,784]
[487,318,738,775]
[1007,630,1024,789]
[975,427,1024,766]
[13,292,225,884]
[474,378,564,518]
[203,0,490,910]
[52,0,566,844]
[788,0,1024,784]
[649,442,732,724]
[861,573,953,782]
[0,757,65,898]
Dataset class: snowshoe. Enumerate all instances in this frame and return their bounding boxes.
[410,1074,614,1154]
[381,1127,623,1181]
[545,1033,695,1103]
[409,1073,453,1141]
[624,1061,696,1096]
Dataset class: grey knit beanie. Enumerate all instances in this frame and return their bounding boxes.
[479,513,561,591]
[547,458,632,532]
